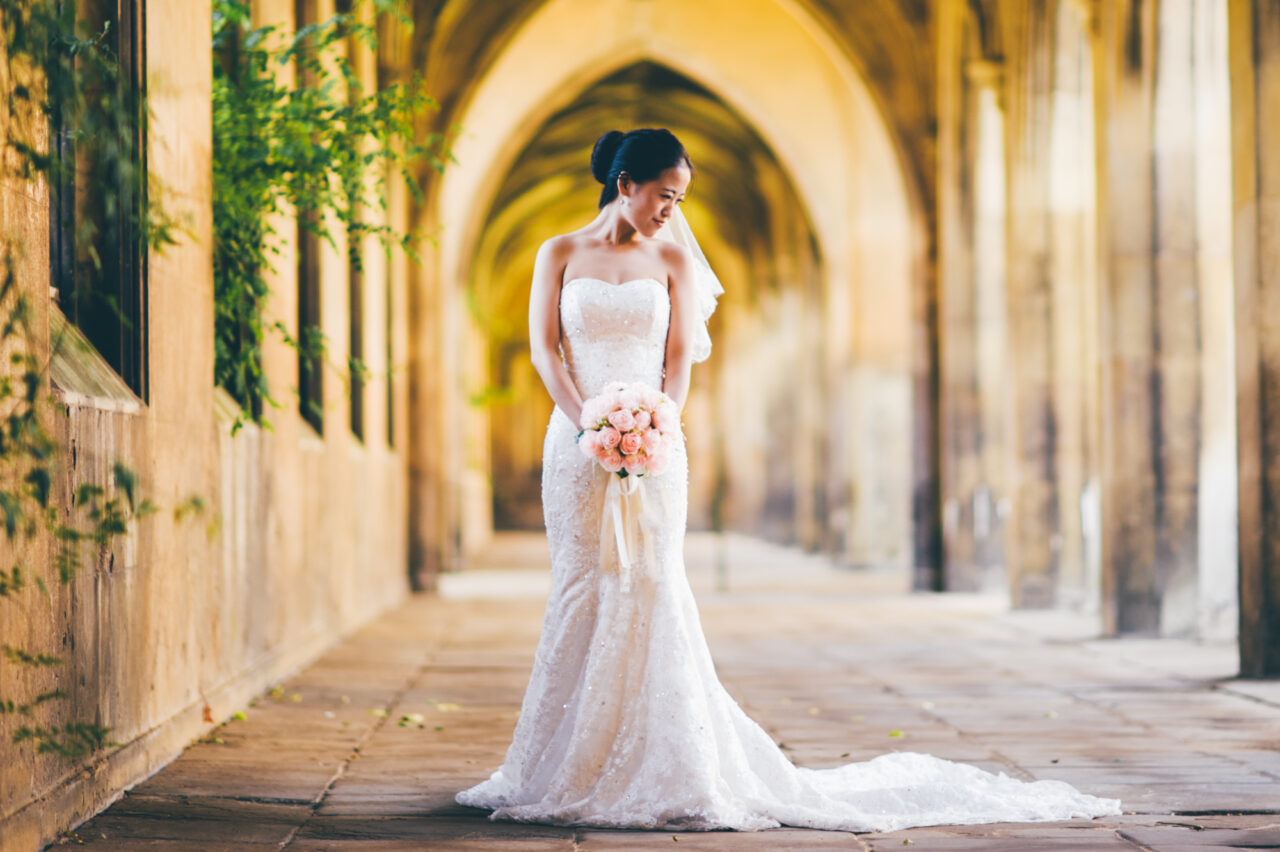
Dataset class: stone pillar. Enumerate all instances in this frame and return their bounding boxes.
[407,203,458,590]
[1228,0,1280,675]
[1048,0,1101,612]
[911,240,944,591]
[1096,0,1203,635]
[1004,0,1061,608]
[937,0,1009,592]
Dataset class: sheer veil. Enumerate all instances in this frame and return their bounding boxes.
[655,205,724,363]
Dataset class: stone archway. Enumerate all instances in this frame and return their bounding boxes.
[469,61,823,540]
[421,0,924,573]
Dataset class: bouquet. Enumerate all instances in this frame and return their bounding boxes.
[576,381,679,477]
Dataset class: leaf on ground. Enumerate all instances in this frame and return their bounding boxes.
[368,708,388,717]
[889,730,904,738]
[202,704,213,723]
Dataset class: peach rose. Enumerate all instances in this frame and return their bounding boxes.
[640,386,663,410]
[619,431,643,456]
[623,453,648,476]
[653,404,679,434]
[633,409,652,430]
[619,387,643,410]
[578,429,600,457]
[607,408,636,432]
[647,447,670,475]
[598,446,624,473]
[642,427,662,454]
[580,397,608,429]
[598,426,621,450]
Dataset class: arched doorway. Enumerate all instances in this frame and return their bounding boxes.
[423,0,924,576]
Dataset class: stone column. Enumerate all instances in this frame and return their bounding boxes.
[1228,0,1280,675]
[1048,0,1100,612]
[937,0,1009,591]
[937,0,981,589]
[1004,0,1061,608]
[1096,0,1203,635]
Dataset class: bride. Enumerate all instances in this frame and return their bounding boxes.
[456,128,1121,832]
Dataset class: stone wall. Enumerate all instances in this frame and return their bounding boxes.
[0,3,412,848]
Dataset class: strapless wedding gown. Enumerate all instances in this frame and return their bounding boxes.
[456,276,1121,832]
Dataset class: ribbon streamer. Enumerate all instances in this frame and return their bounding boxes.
[599,473,666,592]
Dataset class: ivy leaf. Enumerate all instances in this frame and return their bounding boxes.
[112,462,137,512]
[25,467,51,507]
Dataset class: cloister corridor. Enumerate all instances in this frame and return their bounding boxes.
[60,534,1280,849]
[6,0,1280,849]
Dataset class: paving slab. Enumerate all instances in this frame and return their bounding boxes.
[56,532,1280,850]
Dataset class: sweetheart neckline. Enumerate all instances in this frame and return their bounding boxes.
[563,276,666,290]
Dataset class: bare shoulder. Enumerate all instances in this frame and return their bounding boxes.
[656,240,694,285]
[538,233,578,264]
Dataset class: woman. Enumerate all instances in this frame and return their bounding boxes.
[456,128,1121,832]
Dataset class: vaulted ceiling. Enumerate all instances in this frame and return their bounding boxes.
[406,0,938,214]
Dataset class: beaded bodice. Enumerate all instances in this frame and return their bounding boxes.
[558,277,669,401]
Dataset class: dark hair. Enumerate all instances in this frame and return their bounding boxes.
[591,128,692,209]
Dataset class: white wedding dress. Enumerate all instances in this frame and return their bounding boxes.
[456,276,1121,832]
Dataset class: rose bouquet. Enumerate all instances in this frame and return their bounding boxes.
[576,381,679,477]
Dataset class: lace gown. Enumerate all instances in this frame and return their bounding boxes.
[455,276,1121,832]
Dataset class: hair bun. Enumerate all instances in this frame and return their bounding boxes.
[591,130,625,184]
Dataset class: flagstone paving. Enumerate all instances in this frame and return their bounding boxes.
[57,533,1280,850]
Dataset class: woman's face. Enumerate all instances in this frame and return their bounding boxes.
[619,164,691,237]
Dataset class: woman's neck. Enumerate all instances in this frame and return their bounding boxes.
[590,203,640,246]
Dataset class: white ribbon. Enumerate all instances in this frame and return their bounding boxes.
[599,473,666,592]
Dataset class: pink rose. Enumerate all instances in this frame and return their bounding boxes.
[598,426,621,450]
[619,388,643,410]
[623,453,648,476]
[607,408,636,432]
[619,432,643,455]
[598,447,624,473]
[653,404,679,434]
[578,429,600,457]
[642,427,662,454]
[640,386,663,410]
[580,397,607,429]
[647,448,670,475]
[633,409,652,430]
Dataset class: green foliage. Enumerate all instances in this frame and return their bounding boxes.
[0,0,201,764]
[13,720,114,759]
[1,0,180,315]
[212,0,450,432]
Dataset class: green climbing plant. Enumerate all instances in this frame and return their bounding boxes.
[0,0,192,759]
[211,0,450,432]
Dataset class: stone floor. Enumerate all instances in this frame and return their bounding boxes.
[58,533,1280,850]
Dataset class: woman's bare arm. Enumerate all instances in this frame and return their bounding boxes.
[528,236,586,426]
[661,244,698,413]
